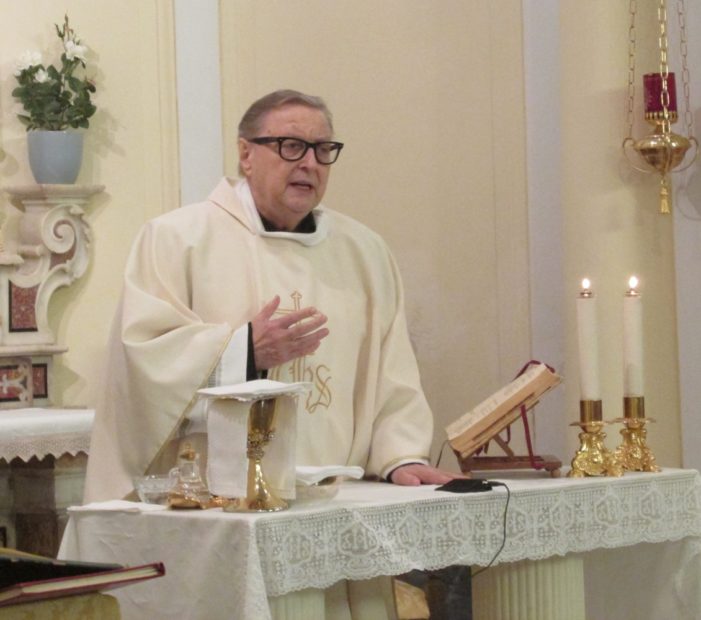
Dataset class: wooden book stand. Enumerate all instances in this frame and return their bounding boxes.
[446,361,563,477]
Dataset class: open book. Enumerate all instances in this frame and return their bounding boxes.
[446,362,561,459]
[0,547,165,607]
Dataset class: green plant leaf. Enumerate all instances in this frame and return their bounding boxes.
[12,15,96,131]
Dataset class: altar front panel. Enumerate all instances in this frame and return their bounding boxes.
[59,469,701,620]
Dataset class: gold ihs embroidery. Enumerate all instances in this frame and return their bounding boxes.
[268,291,333,413]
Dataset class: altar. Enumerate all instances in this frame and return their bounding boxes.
[58,468,701,620]
[0,408,94,462]
[0,407,94,554]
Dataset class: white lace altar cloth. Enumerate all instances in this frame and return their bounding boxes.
[257,469,701,594]
[0,408,94,461]
[58,469,701,620]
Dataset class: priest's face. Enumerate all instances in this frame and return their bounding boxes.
[238,104,332,231]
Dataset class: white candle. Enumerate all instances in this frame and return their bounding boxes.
[623,276,644,396]
[576,278,601,400]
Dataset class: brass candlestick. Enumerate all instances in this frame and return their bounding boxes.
[568,400,623,478]
[613,396,660,473]
[224,397,288,512]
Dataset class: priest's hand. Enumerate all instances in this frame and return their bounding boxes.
[389,463,460,486]
[252,295,329,370]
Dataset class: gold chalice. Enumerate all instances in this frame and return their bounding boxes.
[224,397,288,512]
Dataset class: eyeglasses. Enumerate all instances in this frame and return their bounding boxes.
[247,136,344,165]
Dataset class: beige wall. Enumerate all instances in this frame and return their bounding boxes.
[220,0,531,465]
[1,1,682,470]
[0,1,179,406]
[560,1,682,465]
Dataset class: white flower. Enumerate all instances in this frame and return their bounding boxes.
[64,40,87,62]
[13,50,42,75]
[34,69,49,83]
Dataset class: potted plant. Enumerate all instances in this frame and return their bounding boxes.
[12,15,96,184]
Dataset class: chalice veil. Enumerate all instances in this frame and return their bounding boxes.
[198,380,311,512]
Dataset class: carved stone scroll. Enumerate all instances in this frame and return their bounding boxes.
[0,184,104,405]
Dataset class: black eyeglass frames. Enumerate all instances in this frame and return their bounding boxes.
[247,136,344,165]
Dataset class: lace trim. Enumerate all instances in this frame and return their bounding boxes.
[0,432,90,462]
[255,470,701,597]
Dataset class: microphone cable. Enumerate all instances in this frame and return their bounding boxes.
[431,443,512,575]
[471,480,510,577]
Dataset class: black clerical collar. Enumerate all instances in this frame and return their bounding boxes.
[259,211,316,234]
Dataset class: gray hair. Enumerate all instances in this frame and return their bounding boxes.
[238,89,334,138]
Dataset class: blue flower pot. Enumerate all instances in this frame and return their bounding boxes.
[27,130,84,184]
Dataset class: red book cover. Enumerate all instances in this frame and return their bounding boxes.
[0,549,165,607]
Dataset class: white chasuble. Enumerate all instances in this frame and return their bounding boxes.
[84,177,433,503]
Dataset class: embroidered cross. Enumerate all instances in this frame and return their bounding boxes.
[269,291,332,413]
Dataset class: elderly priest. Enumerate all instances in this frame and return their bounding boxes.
[84,89,460,616]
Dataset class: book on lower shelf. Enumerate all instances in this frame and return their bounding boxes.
[446,362,562,458]
[0,547,165,607]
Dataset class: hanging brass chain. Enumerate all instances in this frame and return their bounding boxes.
[658,0,671,133]
[677,0,694,138]
[625,0,637,140]
[623,0,697,214]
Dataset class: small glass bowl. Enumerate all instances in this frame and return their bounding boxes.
[133,474,175,505]
[294,476,339,504]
